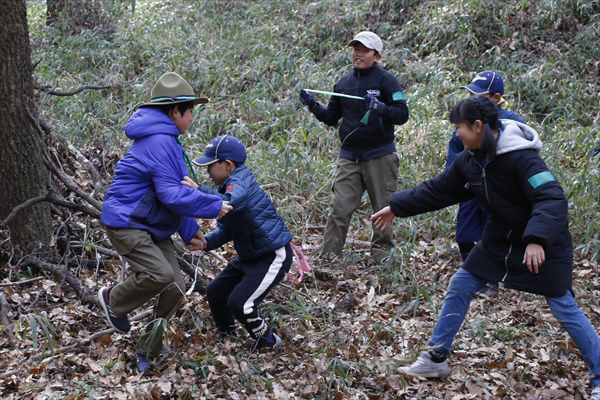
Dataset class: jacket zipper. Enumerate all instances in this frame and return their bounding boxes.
[501,229,513,288]
[472,159,492,206]
[473,156,509,285]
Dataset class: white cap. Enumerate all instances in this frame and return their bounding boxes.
[347,31,383,54]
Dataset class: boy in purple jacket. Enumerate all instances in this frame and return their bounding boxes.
[98,72,231,373]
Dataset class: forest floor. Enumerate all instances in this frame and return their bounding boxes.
[2,228,600,399]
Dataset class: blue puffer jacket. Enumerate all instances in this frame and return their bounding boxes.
[198,165,292,261]
[101,107,223,244]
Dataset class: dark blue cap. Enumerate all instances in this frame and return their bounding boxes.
[193,135,247,166]
[462,71,504,96]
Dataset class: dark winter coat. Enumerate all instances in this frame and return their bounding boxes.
[390,120,572,297]
[198,165,292,261]
[101,107,223,244]
[312,63,409,162]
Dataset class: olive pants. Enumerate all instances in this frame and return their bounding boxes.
[322,153,399,260]
[105,227,185,358]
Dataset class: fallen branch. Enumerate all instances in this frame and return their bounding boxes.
[39,84,111,96]
[42,158,103,212]
[26,108,103,212]
[39,118,106,197]
[20,256,98,306]
[0,277,45,287]
[266,326,348,362]
[0,194,100,227]
[0,370,20,380]
[70,241,119,258]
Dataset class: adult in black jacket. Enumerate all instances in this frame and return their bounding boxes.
[371,96,600,396]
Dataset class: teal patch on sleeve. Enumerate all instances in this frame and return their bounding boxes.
[392,91,406,101]
[528,171,556,188]
[360,110,371,125]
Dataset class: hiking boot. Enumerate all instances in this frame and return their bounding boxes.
[398,351,450,378]
[136,353,152,373]
[255,332,283,351]
[98,287,130,333]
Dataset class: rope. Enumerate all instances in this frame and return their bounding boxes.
[176,137,199,183]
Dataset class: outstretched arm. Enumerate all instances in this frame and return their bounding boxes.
[371,206,396,231]
[181,176,232,218]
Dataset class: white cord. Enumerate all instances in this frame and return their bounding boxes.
[186,253,198,295]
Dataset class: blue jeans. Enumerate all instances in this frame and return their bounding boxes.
[429,268,600,385]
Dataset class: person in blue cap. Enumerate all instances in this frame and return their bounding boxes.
[98,72,233,373]
[181,135,293,350]
[446,71,526,263]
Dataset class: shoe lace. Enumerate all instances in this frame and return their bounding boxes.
[411,355,431,369]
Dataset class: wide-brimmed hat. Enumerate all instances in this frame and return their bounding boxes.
[137,72,209,108]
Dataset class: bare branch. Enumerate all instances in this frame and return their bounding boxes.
[42,157,103,211]
[38,118,106,197]
[19,256,99,306]
[39,84,111,96]
[0,195,48,227]
[0,277,45,287]
[25,108,103,211]
[0,194,100,227]
[27,310,153,363]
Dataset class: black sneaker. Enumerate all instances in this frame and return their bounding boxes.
[255,332,283,351]
[98,287,131,333]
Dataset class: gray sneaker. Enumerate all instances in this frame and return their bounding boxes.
[591,385,600,400]
[398,351,450,378]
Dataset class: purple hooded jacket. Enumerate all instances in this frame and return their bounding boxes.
[101,107,222,243]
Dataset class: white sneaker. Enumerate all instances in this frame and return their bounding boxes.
[591,385,600,400]
[398,351,450,378]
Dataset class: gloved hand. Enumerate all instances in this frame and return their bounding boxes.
[365,95,386,116]
[299,89,316,110]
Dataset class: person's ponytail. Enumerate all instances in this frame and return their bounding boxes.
[449,95,499,160]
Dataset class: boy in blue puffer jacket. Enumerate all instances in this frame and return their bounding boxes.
[98,72,232,373]
[181,135,293,350]
[446,71,526,262]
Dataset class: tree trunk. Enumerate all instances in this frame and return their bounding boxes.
[0,0,52,250]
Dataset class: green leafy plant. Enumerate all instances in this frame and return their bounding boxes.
[17,313,57,362]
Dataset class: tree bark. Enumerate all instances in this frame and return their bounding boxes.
[0,0,52,250]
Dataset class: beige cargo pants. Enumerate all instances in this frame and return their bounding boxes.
[322,153,399,261]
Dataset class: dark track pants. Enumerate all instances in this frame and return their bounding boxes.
[206,243,292,339]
